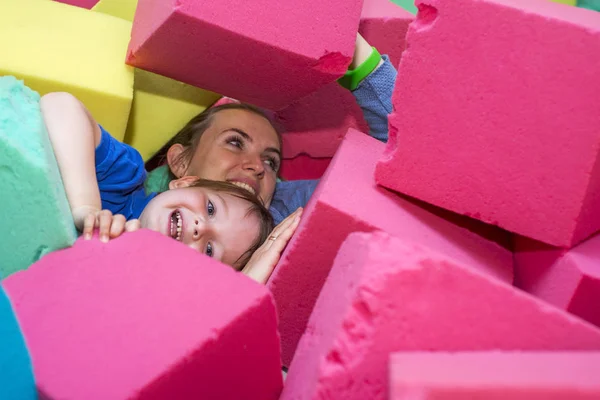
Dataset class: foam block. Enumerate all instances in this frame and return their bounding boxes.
[92,0,138,21]
[126,0,364,110]
[281,232,600,400]
[0,284,36,400]
[268,129,513,366]
[53,0,99,9]
[123,69,221,161]
[277,0,412,159]
[375,0,600,247]
[0,76,77,278]
[514,233,600,328]
[279,155,332,181]
[3,230,283,399]
[389,351,600,399]
[1,0,134,141]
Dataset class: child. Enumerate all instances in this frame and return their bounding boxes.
[40,92,275,269]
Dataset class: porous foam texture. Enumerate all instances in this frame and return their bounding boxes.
[389,351,600,399]
[514,233,600,328]
[0,76,77,278]
[123,69,220,161]
[0,285,36,400]
[277,0,413,160]
[281,232,600,400]
[267,129,514,366]
[3,230,283,399]
[1,0,134,141]
[375,0,600,247]
[92,0,138,21]
[126,0,364,110]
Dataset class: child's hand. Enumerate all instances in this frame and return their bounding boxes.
[241,207,303,284]
[73,206,140,242]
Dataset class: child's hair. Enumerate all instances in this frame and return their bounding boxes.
[161,103,283,181]
[186,178,274,269]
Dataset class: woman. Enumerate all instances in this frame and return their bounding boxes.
[145,34,398,282]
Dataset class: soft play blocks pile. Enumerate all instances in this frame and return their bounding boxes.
[0,76,77,278]
[389,352,600,399]
[375,0,600,248]
[126,0,364,110]
[281,232,600,400]
[92,0,138,21]
[1,0,134,141]
[268,130,514,366]
[3,230,283,399]
[0,284,36,400]
[515,233,600,327]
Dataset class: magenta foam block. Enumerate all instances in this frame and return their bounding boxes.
[267,129,513,366]
[3,230,283,400]
[53,0,99,9]
[280,232,600,400]
[389,351,600,399]
[514,233,600,328]
[375,0,600,247]
[126,0,364,110]
[279,155,332,181]
[277,0,412,159]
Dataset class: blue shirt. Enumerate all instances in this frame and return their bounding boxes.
[96,126,156,219]
[269,55,397,224]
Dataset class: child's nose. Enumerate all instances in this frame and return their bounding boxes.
[192,217,204,240]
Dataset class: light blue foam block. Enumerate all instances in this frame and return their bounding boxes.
[0,283,36,400]
[0,76,77,278]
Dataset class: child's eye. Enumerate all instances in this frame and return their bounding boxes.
[207,200,215,216]
[205,242,213,257]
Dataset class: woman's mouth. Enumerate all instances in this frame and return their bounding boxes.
[169,210,182,241]
[229,181,256,196]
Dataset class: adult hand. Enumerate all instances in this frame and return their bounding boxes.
[242,207,303,284]
[73,206,140,242]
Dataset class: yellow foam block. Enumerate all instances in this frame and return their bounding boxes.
[0,0,134,141]
[92,0,138,21]
[124,69,221,161]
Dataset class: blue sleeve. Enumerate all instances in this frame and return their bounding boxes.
[352,54,397,143]
[269,179,319,225]
[95,126,155,220]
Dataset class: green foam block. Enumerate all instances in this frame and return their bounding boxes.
[0,76,77,278]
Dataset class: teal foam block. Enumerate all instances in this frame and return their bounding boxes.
[0,284,36,400]
[579,0,600,11]
[390,0,417,14]
[0,76,77,278]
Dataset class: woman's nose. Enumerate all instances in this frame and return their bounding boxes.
[243,155,264,175]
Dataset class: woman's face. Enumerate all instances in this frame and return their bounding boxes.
[169,109,281,207]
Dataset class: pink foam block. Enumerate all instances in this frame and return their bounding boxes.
[3,230,283,400]
[279,155,332,181]
[281,232,600,400]
[514,233,600,328]
[52,0,99,9]
[126,0,364,110]
[277,0,413,159]
[389,351,600,399]
[267,129,513,366]
[375,0,600,247]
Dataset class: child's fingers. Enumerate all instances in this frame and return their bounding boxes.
[109,214,127,238]
[97,210,113,243]
[125,219,141,232]
[82,212,97,240]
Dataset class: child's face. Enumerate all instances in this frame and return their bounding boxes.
[139,185,261,267]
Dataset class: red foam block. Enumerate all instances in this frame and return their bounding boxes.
[514,233,600,328]
[375,0,600,247]
[3,230,283,400]
[389,352,600,399]
[127,0,364,110]
[277,0,412,159]
[268,129,513,367]
[281,232,600,400]
[279,155,332,181]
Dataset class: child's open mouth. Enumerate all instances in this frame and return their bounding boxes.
[169,210,182,241]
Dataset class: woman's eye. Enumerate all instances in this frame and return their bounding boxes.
[205,242,213,257]
[227,135,244,148]
[207,200,215,216]
[264,157,279,172]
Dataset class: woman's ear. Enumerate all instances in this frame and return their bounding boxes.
[166,144,188,178]
[168,175,198,190]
